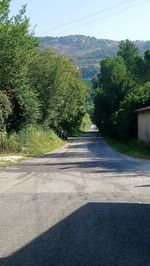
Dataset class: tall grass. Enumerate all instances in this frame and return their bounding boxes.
[0,126,64,155]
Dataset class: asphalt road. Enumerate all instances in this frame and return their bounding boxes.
[0,130,150,266]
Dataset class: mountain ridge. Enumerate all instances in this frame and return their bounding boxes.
[39,35,150,79]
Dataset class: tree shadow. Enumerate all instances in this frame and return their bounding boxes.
[1,203,150,266]
[135,185,150,188]
[5,156,149,176]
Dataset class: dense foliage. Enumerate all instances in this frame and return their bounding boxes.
[93,40,150,140]
[0,1,88,153]
[0,1,39,133]
[28,49,87,133]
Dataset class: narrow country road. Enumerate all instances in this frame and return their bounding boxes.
[0,130,150,266]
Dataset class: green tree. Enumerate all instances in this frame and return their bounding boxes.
[93,40,150,139]
[93,56,127,134]
[7,84,40,132]
[0,1,39,131]
[118,40,145,83]
[111,82,150,140]
[144,50,150,82]
[99,56,127,101]
[0,4,38,89]
[93,89,112,134]
[28,49,87,132]
[118,40,139,71]
[0,0,10,23]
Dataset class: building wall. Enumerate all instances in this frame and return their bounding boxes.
[138,111,150,144]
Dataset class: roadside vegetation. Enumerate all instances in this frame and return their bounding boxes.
[0,126,65,168]
[93,40,150,154]
[105,138,150,160]
[0,126,64,155]
[0,1,89,158]
[80,113,92,132]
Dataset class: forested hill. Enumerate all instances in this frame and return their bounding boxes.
[39,35,150,79]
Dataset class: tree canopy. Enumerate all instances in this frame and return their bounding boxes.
[28,49,87,132]
[0,0,88,136]
[93,40,150,140]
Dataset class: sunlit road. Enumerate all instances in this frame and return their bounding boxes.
[0,130,150,265]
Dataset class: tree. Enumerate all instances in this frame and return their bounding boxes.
[93,40,150,140]
[0,1,39,131]
[7,84,40,132]
[111,82,150,140]
[99,56,127,100]
[0,4,38,89]
[28,49,87,132]
[0,1,89,137]
[0,0,10,23]
[144,50,150,82]
[93,89,112,134]
[93,56,127,134]
[118,40,139,71]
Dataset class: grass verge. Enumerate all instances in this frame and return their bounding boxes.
[0,126,65,168]
[0,158,25,169]
[105,137,150,160]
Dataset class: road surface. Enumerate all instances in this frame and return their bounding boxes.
[0,131,150,265]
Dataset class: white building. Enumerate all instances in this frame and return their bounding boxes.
[136,106,150,145]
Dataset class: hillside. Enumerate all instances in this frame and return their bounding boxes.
[39,35,150,80]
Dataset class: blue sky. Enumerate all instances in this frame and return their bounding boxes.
[10,0,150,40]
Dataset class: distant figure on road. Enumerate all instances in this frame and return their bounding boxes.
[61,129,68,140]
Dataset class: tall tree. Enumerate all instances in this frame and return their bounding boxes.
[118,40,139,71]
[0,0,10,23]
[144,50,150,82]
[98,56,127,109]
[28,49,87,132]
[93,41,150,139]
[93,56,127,134]
[0,1,39,132]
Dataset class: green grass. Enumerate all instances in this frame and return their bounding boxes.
[0,126,65,166]
[105,137,150,160]
[1,126,65,155]
[0,158,25,169]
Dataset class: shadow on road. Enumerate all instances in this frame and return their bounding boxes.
[135,185,150,188]
[1,203,150,266]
